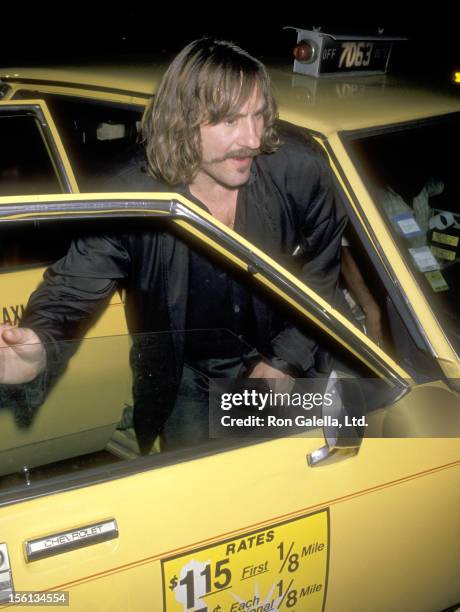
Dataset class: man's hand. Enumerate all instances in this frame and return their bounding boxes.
[0,325,46,384]
[248,361,295,393]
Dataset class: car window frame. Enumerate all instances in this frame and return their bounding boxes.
[0,192,412,382]
[323,117,460,380]
[0,193,414,507]
[0,99,79,194]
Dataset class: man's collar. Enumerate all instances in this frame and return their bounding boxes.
[247,156,259,186]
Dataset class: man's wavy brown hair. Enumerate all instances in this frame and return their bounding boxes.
[141,38,279,186]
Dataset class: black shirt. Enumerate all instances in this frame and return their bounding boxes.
[184,188,257,360]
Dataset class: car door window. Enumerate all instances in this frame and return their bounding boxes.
[0,100,78,198]
[0,111,61,196]
[12,91,144,190]
[0,102,81,284]
[0,209,407,500]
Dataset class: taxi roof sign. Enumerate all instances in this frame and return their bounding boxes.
[285,27,407,78]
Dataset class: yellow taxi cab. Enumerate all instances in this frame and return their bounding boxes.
[0,28,459,612]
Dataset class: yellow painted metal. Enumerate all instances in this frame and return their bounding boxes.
[0,64,164,98]
[313,136,387,267]
[271,68,460,134]
[4,82,149,108]
[2,65,459,135]
[0,432,459,610]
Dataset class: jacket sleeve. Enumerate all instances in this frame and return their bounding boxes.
[268,144,347,375]
[4,233,131,410]
[21,232,130,349]
[21,149,150,347]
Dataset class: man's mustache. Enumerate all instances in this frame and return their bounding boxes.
[209,148,260,163]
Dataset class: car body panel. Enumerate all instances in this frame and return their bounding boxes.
[1,436,459,612]
[0,65,163,98]
[2,66,459,133]
[271,68,460,134]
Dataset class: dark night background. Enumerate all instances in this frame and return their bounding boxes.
[1,10,458,87]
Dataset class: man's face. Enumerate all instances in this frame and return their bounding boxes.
[197,87,267,190]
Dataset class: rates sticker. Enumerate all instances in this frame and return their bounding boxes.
[161,508,329,612]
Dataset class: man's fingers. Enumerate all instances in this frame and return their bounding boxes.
[0,327,45,383]
[2,327,28,345]
[0,327,43,360]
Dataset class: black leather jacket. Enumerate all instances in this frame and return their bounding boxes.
[22,129,347,440]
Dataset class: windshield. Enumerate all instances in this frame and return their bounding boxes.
[345,113,460,355]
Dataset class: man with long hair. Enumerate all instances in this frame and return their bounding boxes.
[0,38,346,451]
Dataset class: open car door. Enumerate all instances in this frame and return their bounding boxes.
[0,193,459,612]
